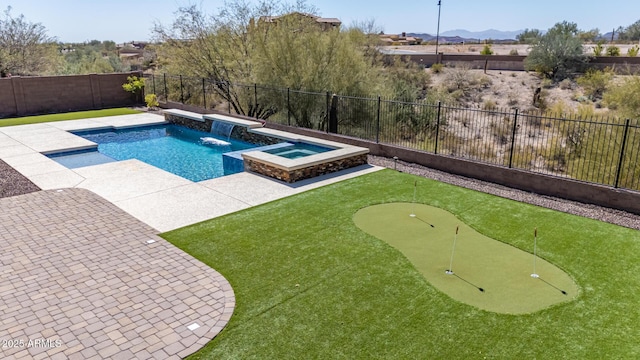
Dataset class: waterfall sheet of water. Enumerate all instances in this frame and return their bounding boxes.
[210,120,235,140]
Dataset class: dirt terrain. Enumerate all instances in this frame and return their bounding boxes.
[428,67,587,114]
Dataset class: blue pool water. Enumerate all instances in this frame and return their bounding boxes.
[264,143,333,159]
[52,125,258,182]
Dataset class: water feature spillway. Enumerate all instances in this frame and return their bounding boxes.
[210,120,235,140]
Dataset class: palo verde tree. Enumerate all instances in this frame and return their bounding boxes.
[252,12,387,127]
[524,21,589,80]
[153,1,311,119]
[0,6,60,76]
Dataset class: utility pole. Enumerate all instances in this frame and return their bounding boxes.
[435,1,442,62]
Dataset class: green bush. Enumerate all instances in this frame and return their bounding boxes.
[145,93,159,108]
[606,45,621,56]
[628,45,639,57]
[603,75,640,119]
[593,42,604,56]
[577,68,613,100]
[122,75,144,93]
[509,49,519,56]
[430,63,444,73]
[480,44,493,55]
[122,75,145,103]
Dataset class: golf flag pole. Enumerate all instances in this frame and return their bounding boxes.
[410,180,417,217]
[446,226,458,275]
[531,227,539,278]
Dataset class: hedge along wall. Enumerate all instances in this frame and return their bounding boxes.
[0,72,141,118]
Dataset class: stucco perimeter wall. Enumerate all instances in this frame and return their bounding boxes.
[266,122,640,215]
[0,72,140,118]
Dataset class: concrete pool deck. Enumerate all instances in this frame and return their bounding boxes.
[0,113,382,232]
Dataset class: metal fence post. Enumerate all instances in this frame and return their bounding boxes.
[434,102,442,154]
[326,92,330,132]
[227,83,231,114]
[287,88,291,126]
[163,73,167,102]
[202,78,206,109]
[614,119,631,188]
[179,75,184,104]
[376,96,381,143]
[254,83,258,119]
[508,108,519,168]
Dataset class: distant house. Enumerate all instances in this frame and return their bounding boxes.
[259,12,341,31]
[379,32,423,46]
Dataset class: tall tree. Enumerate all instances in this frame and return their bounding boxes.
[153,2,276,117]
[524,21,588,80]
[619,19,640,41]
[0,6,59,76]
[516,28,542,44]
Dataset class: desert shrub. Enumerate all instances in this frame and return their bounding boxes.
[430,63,444,73]
[507,92,519,106]
[509,49,519,56]
[577,103,595,118]
[541,78,553,89]
[479,75,492,88]
[593,42,604,56]
[444,63,475,92]
[559,78,573,90]
[603,75,640,119]
[628,45,639,57]
[490,118,512,145]
[480,44,493,55]
[483,99,497,110]
[606,46,621,56]
[577,67,613,100]
[534,89,550,111]
[548,100,571,117]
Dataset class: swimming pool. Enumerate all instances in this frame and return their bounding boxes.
[48,124,258,182]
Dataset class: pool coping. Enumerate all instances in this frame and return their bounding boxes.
[164,109,370,181]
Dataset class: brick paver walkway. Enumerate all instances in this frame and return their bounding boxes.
[0,189,234,359]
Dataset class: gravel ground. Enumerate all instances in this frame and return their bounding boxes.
[1,153,638,230]
[0,159,40,198]
[368,155,640,231]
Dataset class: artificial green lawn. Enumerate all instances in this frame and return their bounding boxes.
[162,169,640,359]
[354,202,579,314]
[0,108,140,127]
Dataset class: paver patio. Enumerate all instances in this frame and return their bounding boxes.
[0,188,234,359]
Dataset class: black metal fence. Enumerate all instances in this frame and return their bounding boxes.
[143,73,640,192]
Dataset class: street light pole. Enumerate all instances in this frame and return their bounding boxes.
[435,0,442,62]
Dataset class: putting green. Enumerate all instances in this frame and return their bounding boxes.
[353,203,579,314]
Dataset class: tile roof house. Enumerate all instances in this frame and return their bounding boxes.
[259,12,341,31]
[379,32,423,45]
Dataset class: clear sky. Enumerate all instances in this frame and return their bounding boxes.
[3,0,640,43]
